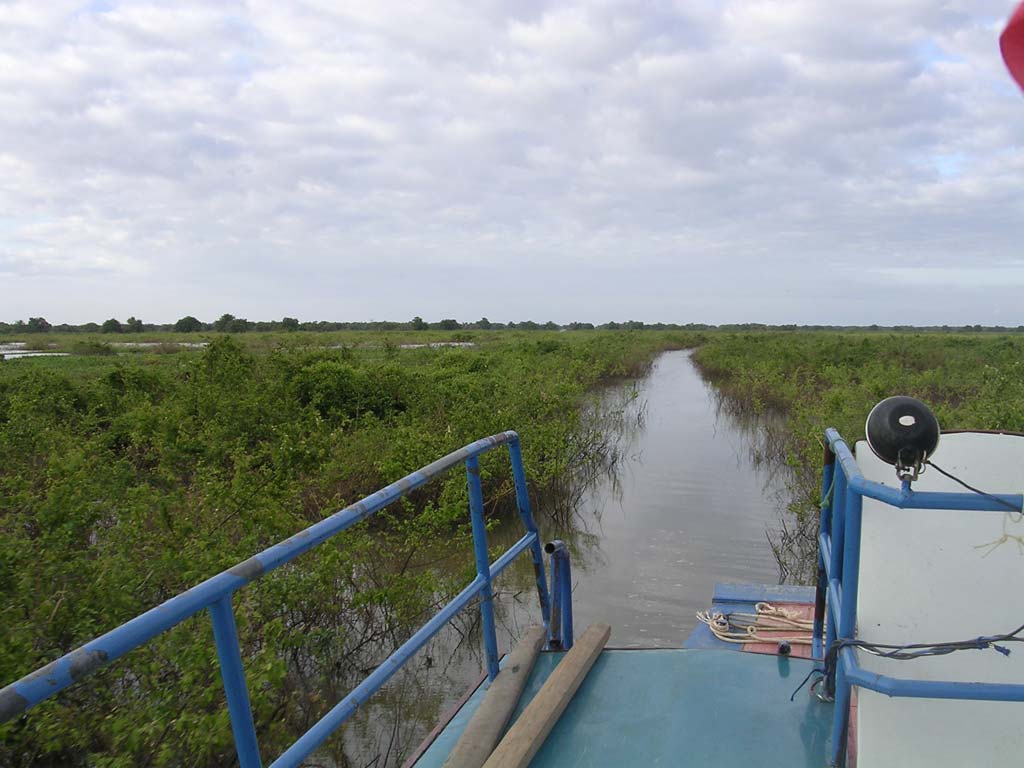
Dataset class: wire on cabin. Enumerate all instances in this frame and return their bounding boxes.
[925,460,1023,516]
[790,455,1024,702]
[822,620,1024,691]
[791,622,1024,702]
[789,666,825,702]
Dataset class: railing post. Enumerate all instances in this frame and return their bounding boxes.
[507,437,553,636]
[466,456,500,681]
[0,431,559,759]
[829,468,848,590]
[824,466,847,695]
[209,595,262,768]
[548,560,563,649]
[557,550,573,650]
[544,540,573,650]
[829,488,863,767]
[813,445,836,660]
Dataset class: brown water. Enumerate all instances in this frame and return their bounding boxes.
[330,350,788,765]
[531,349,783,646]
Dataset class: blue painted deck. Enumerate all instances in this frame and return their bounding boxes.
[684,582,816,651]
[413,647,833,767]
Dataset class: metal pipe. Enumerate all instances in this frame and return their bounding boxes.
[545,541,573,650]
[838,488,864,652]
[826,577,843,698]
[487,532,536,580]
[827,579,842,624]
[830,468,848,582]
[565,561,573,651]
[263,533,545,768]
[559,554,574,650]
[507,437,553,637]
[825,429,1022,512]
[830,661,851,767]
[0,569,242,722]
[841,647,1024,701]
[0,432,521,724]
[813,454,836,660]
[818,533,832,576]
[851,478,1022,512]
[269,576,487,768]
[548,563,562,650]
[466,456,500,681]
[253,433,519,577]
[824,468,846,693]
[829,488,863,768]
[209,596,262,768]
[818,426,1024,764]
[822,442,836,531]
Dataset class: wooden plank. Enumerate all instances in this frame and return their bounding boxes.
[442,625,547,768]
[482,624,610,768]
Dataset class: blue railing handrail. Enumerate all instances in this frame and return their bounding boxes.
[825,429,1024,512]
[814,428,1024,767]
[0,431,566,768]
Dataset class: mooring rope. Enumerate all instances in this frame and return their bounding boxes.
[696,602,818,645]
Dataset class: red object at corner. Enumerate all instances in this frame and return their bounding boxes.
[1003,1,1024,91]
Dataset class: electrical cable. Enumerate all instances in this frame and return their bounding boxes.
[820,620,1024,694]
[925,460,1023,515]
[789,666,824,702]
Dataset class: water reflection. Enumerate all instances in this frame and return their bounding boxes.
[0,342,69,359]
[494,350,789,647]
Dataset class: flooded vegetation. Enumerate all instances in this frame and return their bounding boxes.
[0,331,699,767]
[332,348,795,764]
[0,342,69,360]
[6,328,1023,766]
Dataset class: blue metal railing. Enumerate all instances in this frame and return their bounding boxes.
[813,428,1024,767]
[0,431,574,768]
[545,540,574,650]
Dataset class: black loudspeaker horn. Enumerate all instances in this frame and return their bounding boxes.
[865,396,940,480]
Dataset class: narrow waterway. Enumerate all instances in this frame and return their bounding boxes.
[338,348,790,765]
[541,349,783,646]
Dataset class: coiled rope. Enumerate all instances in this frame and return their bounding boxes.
[696,602,818,645]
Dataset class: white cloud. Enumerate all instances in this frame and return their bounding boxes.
[873,264,1024,287]
[0,0,1022,324]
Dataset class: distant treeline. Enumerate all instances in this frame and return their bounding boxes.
[3,315,1024,334]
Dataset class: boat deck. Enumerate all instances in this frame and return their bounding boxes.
[411,645,833,767]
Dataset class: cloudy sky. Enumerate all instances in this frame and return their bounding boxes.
[2,1,1022,325]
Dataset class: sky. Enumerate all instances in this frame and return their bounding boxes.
[1,0,1022,326]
